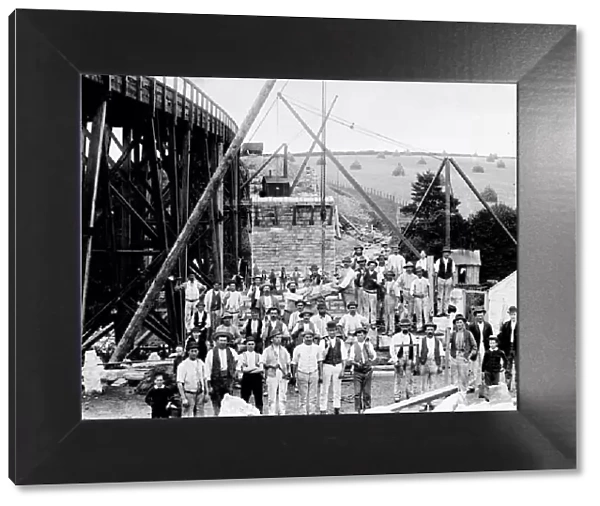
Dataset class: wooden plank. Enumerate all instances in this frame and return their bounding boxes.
[364,385,458,414]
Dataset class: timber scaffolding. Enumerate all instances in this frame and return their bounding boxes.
[81,75,249,352]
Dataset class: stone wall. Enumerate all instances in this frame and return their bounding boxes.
[250,196,337,275]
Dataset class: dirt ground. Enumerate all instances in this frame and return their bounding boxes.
[82,370,492,419]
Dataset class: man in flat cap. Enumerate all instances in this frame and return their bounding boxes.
[319,321,348,414]
[348,326,376,413]
[205,331,239,416]
[176,341,207,418]
[291,330,323,415]
[419,322,444,398]
[498,306,518,391]
[449,314,477,392]
[389,318,416,402]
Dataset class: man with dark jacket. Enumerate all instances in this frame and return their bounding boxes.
[205,331,239,416]
[389,318,416,402]
[244,307,264,352]
[419,322,444,402]
[449,314,477,392]
[468,307,494,392]
[497,306,518,391]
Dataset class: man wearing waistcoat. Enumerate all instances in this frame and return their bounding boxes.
[175,273,207,332]
[468,307,494,392]
[319,321,348,414]
[353,257,368,316]
[350,245,368,270]
[238,336,264,413]
[191,300,209,360]
[205,331,239,416]
[363,260,382,325]
[434,247,455,316]
[204,281,226,335]
[348,326,376,413]
[411,266,431,332]
[261,307,290,350]
[383,270,401,336]
[398,262,417,326]
[291,309,317,347]
[262,330,291,415]
[449,314,477,392]
[246,275,263,311]
[244,307,264,352]
[257,285,279,321]
[419,322,444,403]
[498,306,518,392]
[389,318,416,402]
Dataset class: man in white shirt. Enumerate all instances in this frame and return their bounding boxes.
[246,275,263,311]
[283,281,305,324]
[434,247,455,316]
[348,326,376,413]
[204,281,226,333]
[382,270,401,336]
[262,331,292,415]
[337,301,368,346]
[415,250,428,277]
[397,262,417,325]
[238,336,264,413]
[215,312,242,348]
[175,273,207,332]
[205,332,239,416]
[310,302,333,339]
[386,245,406,277]
[223,280,244,327]
[411,266,431,331]
[262,307,290,349]
[287,300,305,333]
[319,322,348,414]
[389,318,416,402]
[336,257,357,308]
[291,330,323,415]
[418,322,444,408]
[176,342,207,417]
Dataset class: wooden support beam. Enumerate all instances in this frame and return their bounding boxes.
[82,322,115,352]
[448,158,517,245]
[110,79,277,362]
[400,158,446,238]
[110,183,159,240]
[110,130,124,152]
[364,384,459,414]
[206,136,221,283]
[290,96,338,193]
[278,93,419,257]
[82,100,107,327]
[445,158,451,248]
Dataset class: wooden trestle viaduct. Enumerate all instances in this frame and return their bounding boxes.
[82,75,248,352]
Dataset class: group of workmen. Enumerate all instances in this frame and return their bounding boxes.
[143,242,517,418]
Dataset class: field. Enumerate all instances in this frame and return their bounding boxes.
[323,154,517,216]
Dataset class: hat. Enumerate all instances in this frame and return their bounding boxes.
[447,304,457,314]
[326,321,337,329]
[221,312,234,319]
[404,262,414,269]
[186,341,199,350]
[269,329,283,339]
[424,322,437,330]
[489,335,498,342]
[355,326,367,334]
[268,306,280,314]
[342,256,352,263]
[508,306,518,314]
[399,318,412,327]
[253,274,262,279]
[213,330,232,340]
[454,314,467,323]
[354,245,364,250]
[300,310,313,317]
[367,260,377,266]
[384,270,395,277]
[302,329,315,337]
[310,264,319,270]
[415,265,423,272]
[347,301,358,309]
[317,302,327,309]
[473,307,487,315]
[357,257,367,263]
[443,246,452,253]
[262,284,271,290]
[287,281,297,287]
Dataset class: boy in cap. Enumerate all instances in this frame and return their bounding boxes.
[244,307,264,352]
[418,322,444,400]
[410,266,431,331]
[348,326,376,413]
[238,336,264,413]
[291,330,323,415]
[448,314,477,392]
[145,372,177,419]
[434,247,455,316]
[481,335,508,397]
[319,322,347,414]
[389,318,416,402]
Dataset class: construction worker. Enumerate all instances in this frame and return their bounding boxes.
[498,306,518,391]
[386,244,406,277]
[353,257,368,316]
[434,247,455,316]
[382,270,400,336]
[362,260,382,325]
[418,322,444,408]
[337,301,368,346]
[448,314,477,392]
[348,326,376,413]
[410,266,431,332]
[397,262,417,326]
[468,307,494,393]
[389,318,415,402]
[175,273,207,332]
[337,256,357,308]
[319,322,347,415]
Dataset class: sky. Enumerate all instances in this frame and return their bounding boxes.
[189,77,516,157]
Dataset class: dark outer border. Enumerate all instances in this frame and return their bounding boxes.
[9,9,576,485]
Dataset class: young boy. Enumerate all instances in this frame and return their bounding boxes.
[144,373,176,419]
[482,335,508,390]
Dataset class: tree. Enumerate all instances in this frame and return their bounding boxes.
[399,170,469,257]
[467,203,517,282]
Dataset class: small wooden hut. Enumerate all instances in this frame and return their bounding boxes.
[451,249,482,286]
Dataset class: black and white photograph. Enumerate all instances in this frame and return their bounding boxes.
[81,76,518,418]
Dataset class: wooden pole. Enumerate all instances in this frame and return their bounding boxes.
[278,93,420,257]
[445,158,451,249]
[449,158,517,245]
[240,143,285,191]
[82,101,107,327]
[290,96,338,193]
[110,79,276,361]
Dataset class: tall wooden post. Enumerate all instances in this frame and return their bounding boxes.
[444,158,451,249]
[110,79,276,361]
[283,143,288,178]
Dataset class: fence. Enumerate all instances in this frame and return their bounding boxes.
[325,178,409,207]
